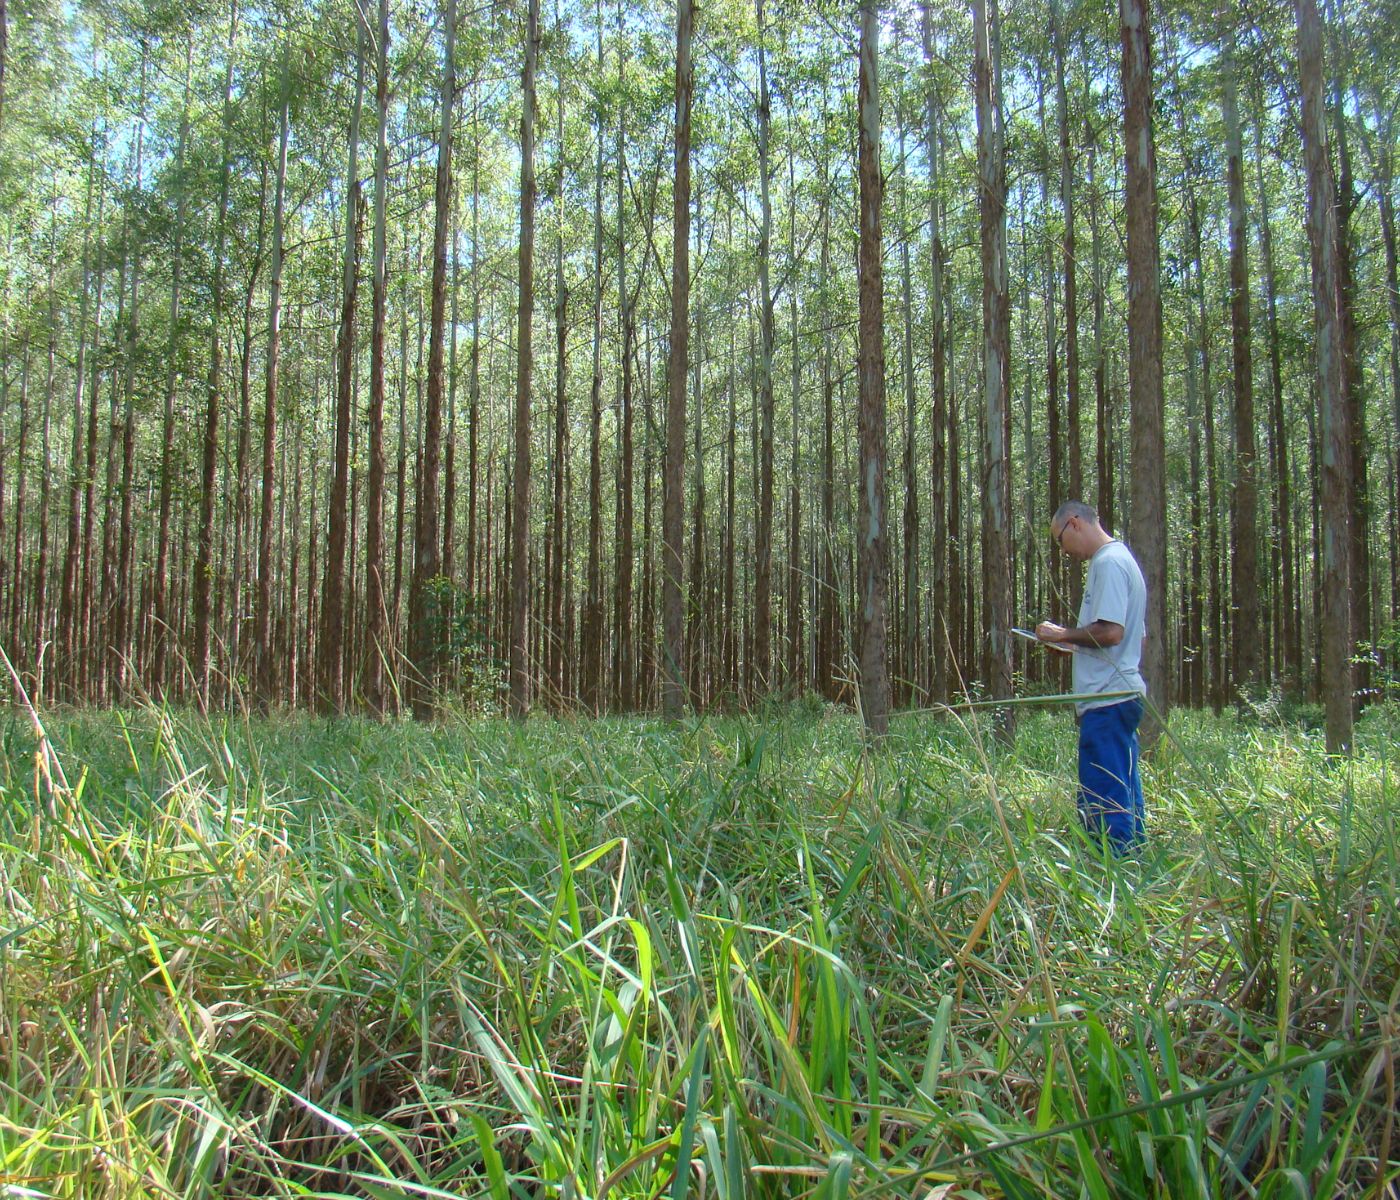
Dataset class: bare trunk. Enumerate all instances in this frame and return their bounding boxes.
[1223,43,1259,700]
[661,0,692,717]
[510,0,540,717]
[1296,0,1352,753]
[975,0,1014,736]
[1121,0,1168,741]
[256,48,290,709]
[364,0,391,714]
[408,0,456,720]
[856,0,891,736]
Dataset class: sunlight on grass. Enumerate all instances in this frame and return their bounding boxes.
[1,702,1396,1198]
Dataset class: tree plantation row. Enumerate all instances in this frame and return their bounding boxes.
[0,0,1394,750]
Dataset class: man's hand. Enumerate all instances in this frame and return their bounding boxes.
[1036,621,1069,644]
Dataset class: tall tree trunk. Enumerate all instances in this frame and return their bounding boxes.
[899,126,919,706]
[1054,0,1081,529]
[547,50,568,709]
[510,0,540,717]
[365,0,391,714]
[59,125,100,699]
[1254,91,1299,693]
[613,15,634,710]
[1296,0,1352,753]
[195,0,240,710]
[856,0,891,736]
[1087,113,1111,530]
[1223,41,1259,701]
[408,0,456,720]
[256,46,290,709]
[110,51,148,701]
[786,140,804,692]
[582,0,606,713]
[921,7,948,700]
[661,0,693,718]
[1121,0,1168,741]
[78,160,107,700]
[752,0,774,695]
[152,42,193,698]
[974,0,1014,737]
[319,19,363,715]
[1377,127,1400,642]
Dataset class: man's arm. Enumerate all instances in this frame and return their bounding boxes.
[1034,619,1125,649]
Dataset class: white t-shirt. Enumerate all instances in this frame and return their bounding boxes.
[1073,539,1147,714]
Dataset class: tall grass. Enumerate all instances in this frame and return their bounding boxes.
[1,699,1396,1198]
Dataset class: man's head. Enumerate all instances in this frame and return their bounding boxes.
[1050,500,1111,561]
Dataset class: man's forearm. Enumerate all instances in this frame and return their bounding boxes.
[1061,620,1122,648]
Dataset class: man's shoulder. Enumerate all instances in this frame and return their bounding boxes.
[1093,541,1146,591]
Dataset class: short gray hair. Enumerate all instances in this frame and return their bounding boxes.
[1052,499,1099,528]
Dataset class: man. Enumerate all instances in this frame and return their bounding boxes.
[1036,500,1148,851]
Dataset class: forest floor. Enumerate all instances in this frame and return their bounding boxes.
[2,699,1398,1199]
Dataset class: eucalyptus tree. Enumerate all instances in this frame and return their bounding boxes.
[1297,0,1352,753]
[974,0,1013,736]
[661,0,693,718]
[856,0,890,736]
[510,0,539,718]
[407,0,457,720]
[1121,0,1167,739]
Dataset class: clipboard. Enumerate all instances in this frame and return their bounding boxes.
[1011,627,1074,654]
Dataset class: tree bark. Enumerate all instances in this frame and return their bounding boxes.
[319,19,364,715]
[856,0,891,737]
[974,0,1014,738]
[408,0,456,720]
[152,42,193,699]
[1296,0,1352,753]
[582,0,606,713]
[364,0,391,715]
[510,0,540,717]
[751,0,775,695]
[255,45,290,709]
[661,0,693,718]
[1121,0,1168,741]
[1223,41,1259,701]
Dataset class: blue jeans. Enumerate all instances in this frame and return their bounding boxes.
[1078,698,1145,851]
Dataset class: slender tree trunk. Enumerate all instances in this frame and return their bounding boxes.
[364,0,391,714]
[255,46,290,709]
[1055,0,1081,529]
[1377,132,1400,640]
[1088,115,1111,530]
[151,42,192,698]
[78,164,107,700]
[974,0,1014,736]
[319,21,364,714]
[856,0,891,736]
[59,128,100,699]
[1121,0,1168,741]
[748,0,775,695]
[582,0,606,713]
[1223,42,1259,701]
[408,0,456,720]
[899,126,919,706]
[510,0,540,717]
[111,51,147,701]
[661,0,693,717]
[786,141,803,692]
[1297,0,1352,753]
[1254,94,1299,693]
[194,0,240,710]
[613,18,634,710]
[547,49,568,709]
[920,9,948,700]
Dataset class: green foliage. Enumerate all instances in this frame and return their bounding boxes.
[1,704,1397,1197]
